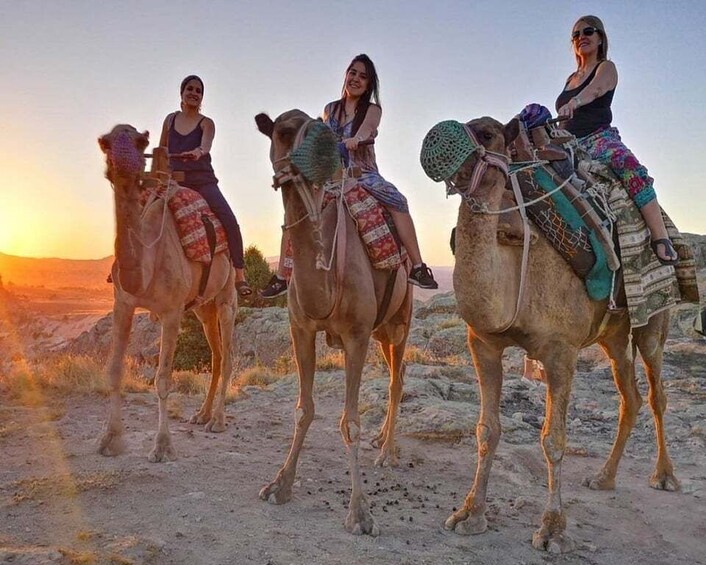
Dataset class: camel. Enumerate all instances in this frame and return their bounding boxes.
[255,110,413,536]
[420,117,677,553]
[97,124,237,462]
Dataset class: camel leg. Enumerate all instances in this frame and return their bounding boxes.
[206,296,237,433]
[341,334,379,536]
[445,338,503,535]
[584,330,643,490]
[190,305,221,426]
[634,317,680,491]
[98,300,135,456]
[259,326,316,504]
[148,311,181,462]
[372,338,406,468]
[531,345,577,554]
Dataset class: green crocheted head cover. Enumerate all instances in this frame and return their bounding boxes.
[420,120,478,182]
[290,121,340,185]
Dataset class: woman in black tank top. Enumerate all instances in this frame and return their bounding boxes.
[554,16,678,265]
[159,75,252,296]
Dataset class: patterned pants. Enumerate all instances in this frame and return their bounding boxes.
[577,127,657,209]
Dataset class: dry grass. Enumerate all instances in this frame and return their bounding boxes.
[316,351,345,371]
[11,470,127,505]
[0,355,150,405]
[403,346,436,365]
[171,371,205,395]
[234,366,281,390]
[437,315,464,330]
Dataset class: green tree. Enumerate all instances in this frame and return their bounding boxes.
[243,244,287,308]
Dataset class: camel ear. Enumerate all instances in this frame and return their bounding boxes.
[136,130,150,151]
[98,134,111,153]
[503,118,520,147]
[255,113,274,138]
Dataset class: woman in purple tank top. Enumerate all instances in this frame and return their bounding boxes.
[159,75,252,296]
[555,16,678,266]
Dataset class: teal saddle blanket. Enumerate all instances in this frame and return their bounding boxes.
[511,165,612,301]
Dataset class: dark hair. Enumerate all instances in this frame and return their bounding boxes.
[573,15,609,64]
[180,75,204,95]
[336,54,380,137]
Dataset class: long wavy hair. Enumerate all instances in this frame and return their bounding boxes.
[335,54,380,137]
[573,15,609,65]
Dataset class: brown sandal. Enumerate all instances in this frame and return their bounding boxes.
[235,280,253,297]
[650,238,679,266]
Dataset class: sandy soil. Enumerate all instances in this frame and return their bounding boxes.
[1,373,705,565]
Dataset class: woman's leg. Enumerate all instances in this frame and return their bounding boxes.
[388,209,438,289]
[584,130,677,264]
[197,184,245,269]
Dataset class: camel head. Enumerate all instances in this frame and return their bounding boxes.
[256,109,340,226]
[98,125,149,186]
[421,116,519,199]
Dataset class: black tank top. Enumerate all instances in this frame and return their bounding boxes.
[555,61,615,138]
[167,113,218,187]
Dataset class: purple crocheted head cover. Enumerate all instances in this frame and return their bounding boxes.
[519,103,552,130]
[109,131,143,175]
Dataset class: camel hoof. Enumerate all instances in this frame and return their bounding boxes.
[190,411,211,425]
[344,506,379,537]
[370,434,384,449]
[582,473,615,491]
[97,432,126,457]
[205,418,226,433]
[259,481,292,504]
[532,529,575,554]
[374,448,398,468]
[444,510,487,535]
[148,444,177,463]
[650,471,680,492]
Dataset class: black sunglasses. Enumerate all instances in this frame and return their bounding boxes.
[572,26,600,41]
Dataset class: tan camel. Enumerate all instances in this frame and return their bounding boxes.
[421,117,677,553]
[97,124,237,462]
[255,110,413,536]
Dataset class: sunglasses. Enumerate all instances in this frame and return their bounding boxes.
[572,26,600,41]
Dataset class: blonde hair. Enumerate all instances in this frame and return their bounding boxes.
[573,15,609,64]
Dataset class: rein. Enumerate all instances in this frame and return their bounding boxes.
[270,118,349,320]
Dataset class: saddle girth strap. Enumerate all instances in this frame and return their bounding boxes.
[184,215,217,311]
[373,267,400,329]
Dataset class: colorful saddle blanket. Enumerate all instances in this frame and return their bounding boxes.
[282,183,406,279]
[513,166,612,300]
[145,184,228,264]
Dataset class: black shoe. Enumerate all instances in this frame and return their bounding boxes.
[261,275,288,298]
[408,263,438,289]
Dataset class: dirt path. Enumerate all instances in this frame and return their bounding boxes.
[1,373,705,565]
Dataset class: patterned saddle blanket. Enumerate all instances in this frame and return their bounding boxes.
[144,183,228,264]
[512,165,612,301]
[282,182,406,279]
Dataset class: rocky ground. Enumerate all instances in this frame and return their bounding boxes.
[2,280,706,563]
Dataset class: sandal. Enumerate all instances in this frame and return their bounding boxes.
[235,280,253,298]
[650,238,679,266]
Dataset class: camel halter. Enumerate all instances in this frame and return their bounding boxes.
[269,118,349,320]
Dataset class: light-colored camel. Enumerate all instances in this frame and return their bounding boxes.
[256,110,413,536]
[97,125,237,462]
[425,117,677,553]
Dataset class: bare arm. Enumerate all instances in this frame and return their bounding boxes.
[558,61,618,118]
[159,113,174,147]
[343,104,381,150]
[175,116,215,161]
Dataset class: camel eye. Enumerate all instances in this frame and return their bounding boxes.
[482,131,493,142]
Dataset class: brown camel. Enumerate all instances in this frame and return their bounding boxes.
[97,124,237,462]
[421,117,677,553]
[255,110,413,536]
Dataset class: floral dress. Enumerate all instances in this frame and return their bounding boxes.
[323,102,409,213]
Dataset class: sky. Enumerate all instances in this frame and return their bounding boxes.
[1,0,705,266]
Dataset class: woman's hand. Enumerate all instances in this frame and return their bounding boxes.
[343,137,360,151]
[557,97,581,120]
[174,147,204,161]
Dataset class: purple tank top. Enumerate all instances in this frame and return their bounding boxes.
[167,113,218,187]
